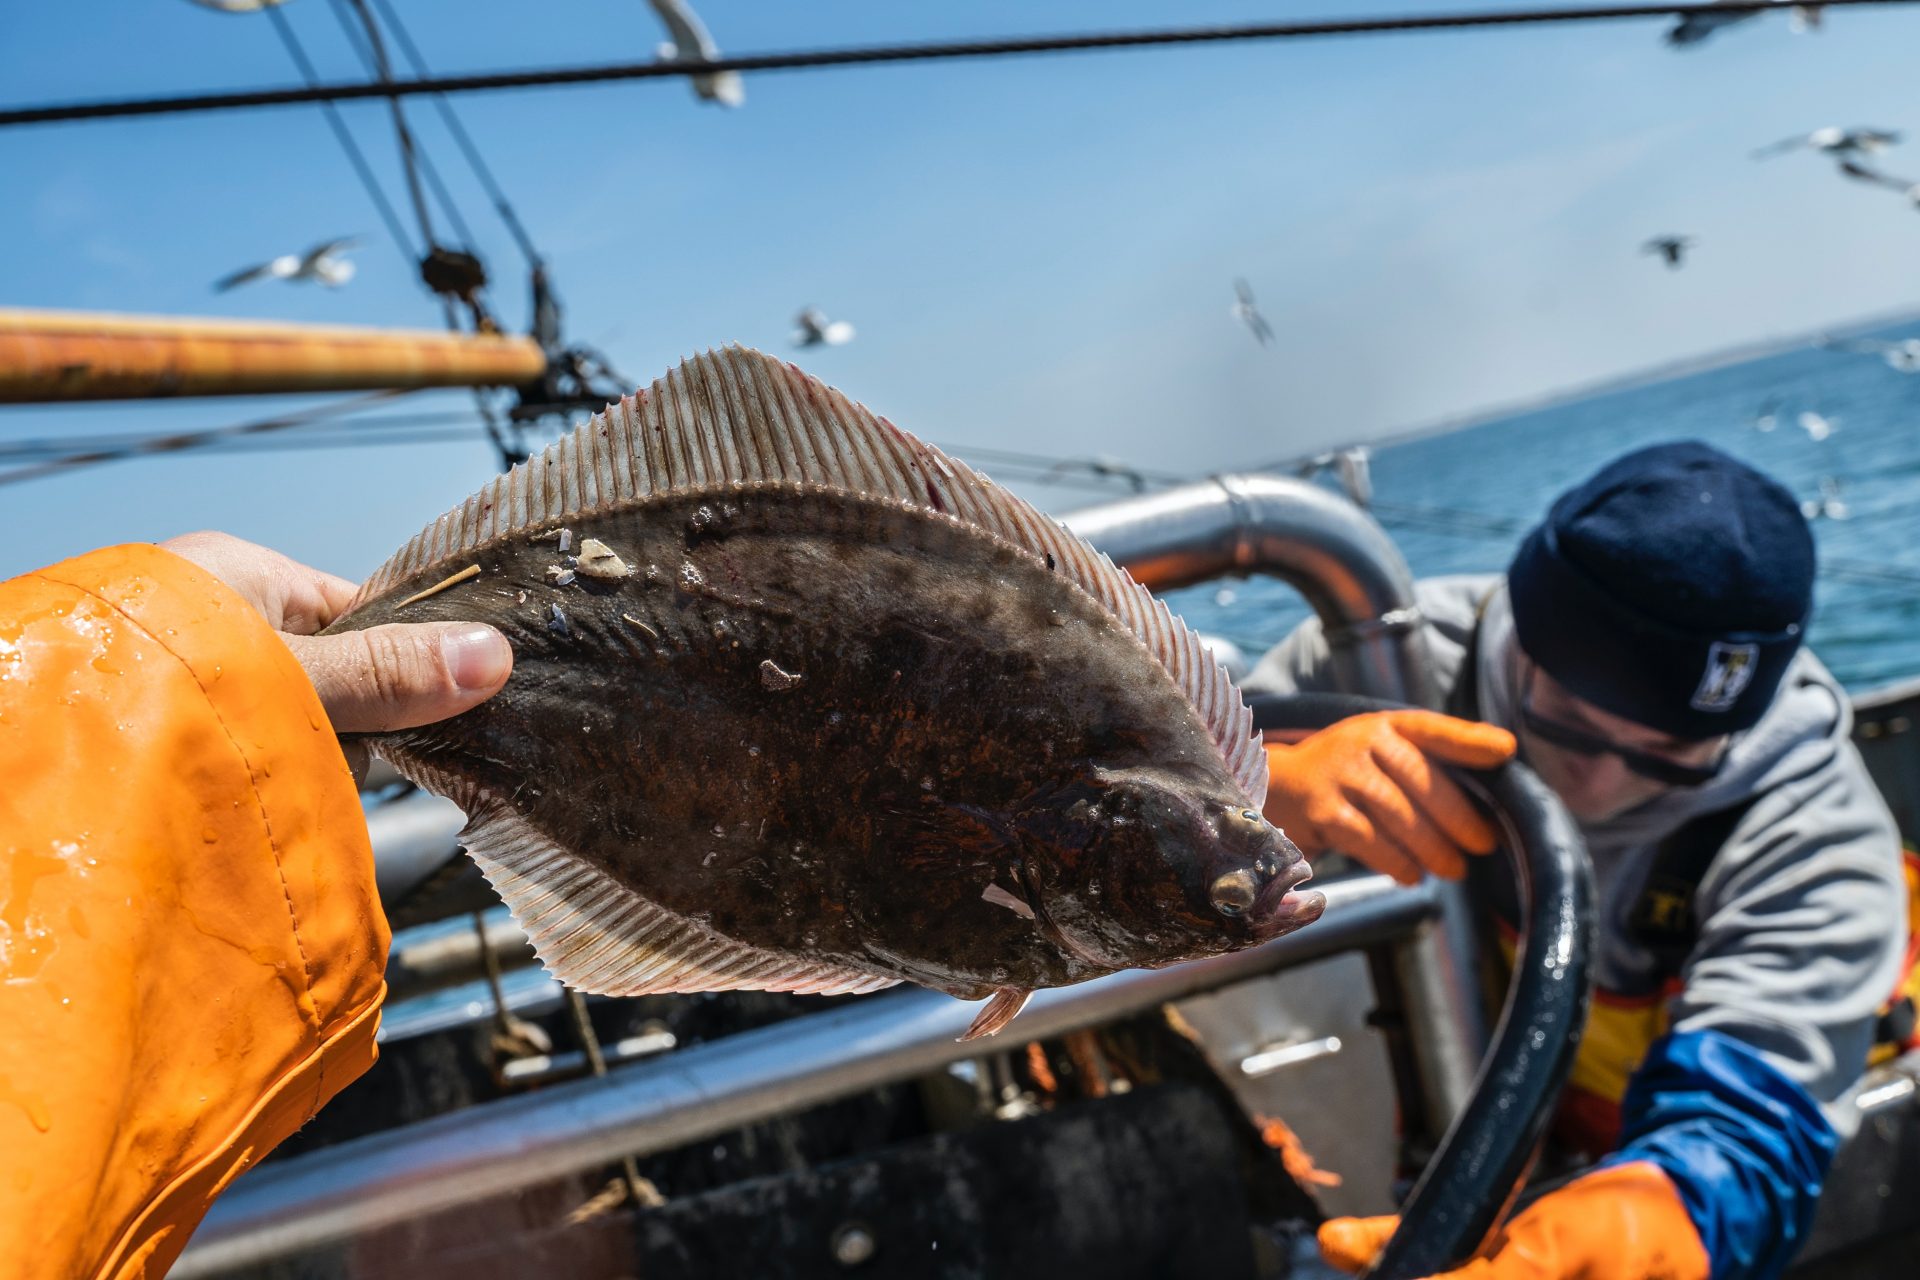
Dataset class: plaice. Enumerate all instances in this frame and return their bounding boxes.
[328,347,1322,1039]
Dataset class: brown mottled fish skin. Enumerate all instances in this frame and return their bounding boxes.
[343,488,1314,997]
[325,347,1324,1031]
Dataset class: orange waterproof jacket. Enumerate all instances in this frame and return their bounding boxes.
[0,545,390,1279]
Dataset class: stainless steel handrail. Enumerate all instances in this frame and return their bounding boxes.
[175,873,1437,1275]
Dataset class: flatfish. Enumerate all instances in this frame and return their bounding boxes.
[331,347,1323,1037]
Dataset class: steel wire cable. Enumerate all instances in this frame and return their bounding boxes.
[8,2,1919,128]
[365,0,545,268]
[263,3,417,265]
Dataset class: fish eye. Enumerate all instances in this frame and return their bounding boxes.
[1210,868,1259,917]
[1239,809,1261,824]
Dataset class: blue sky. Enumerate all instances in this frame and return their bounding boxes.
[5,1,1920,581]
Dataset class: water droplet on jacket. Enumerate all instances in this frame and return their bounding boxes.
[0,1082,51,1133]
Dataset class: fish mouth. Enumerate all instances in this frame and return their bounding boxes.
[1246,855,1326,940]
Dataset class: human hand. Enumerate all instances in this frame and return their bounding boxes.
[159,532,512,754]
[1316,1162,1708,1280]
[1261,710,1516,885]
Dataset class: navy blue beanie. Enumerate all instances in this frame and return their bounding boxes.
[1507,441,1814,739]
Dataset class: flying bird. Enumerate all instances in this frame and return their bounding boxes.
[1820,334,1920,372]
[1231,278,1275,346]
[1752,126,1901,161]
[1668,0,1822,46]
[213,236,359,292]
[792,308,855,348]
[1666,1,1763,46]
[1642,236,1694,269]
[1801,477,1850,522]
[1797,410,1838,441]
[646,0,744,107]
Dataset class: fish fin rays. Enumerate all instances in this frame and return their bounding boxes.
[961,987,1032,1041]
[352,346,1263,806]
[456,801,900,999]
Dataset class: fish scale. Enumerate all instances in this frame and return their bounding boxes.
[329,347,1322,1038]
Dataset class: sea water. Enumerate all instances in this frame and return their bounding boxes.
[1164,320,1920,694]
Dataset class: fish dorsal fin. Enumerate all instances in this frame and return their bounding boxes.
[353,346,1265,806]
[455,798,901,999]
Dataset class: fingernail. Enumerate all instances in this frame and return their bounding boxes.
[441,625,512,691]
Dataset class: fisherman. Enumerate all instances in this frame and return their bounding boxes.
[1252,442,1913,1280]
[0,532,512,1279]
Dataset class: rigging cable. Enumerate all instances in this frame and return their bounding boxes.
[365,0,544,268]
[6,1,1918,128]
[0,388,418,488]
[262,3,416,266]
[326,0,478,255]
[328,0,441,253]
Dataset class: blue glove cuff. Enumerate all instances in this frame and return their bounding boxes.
[1602,1029,1837,1280]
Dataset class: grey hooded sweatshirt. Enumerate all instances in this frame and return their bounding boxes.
[1247,573,1909,1118]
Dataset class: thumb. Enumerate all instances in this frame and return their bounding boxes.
[283,622,513,734]
[1318,1214,1401,1275]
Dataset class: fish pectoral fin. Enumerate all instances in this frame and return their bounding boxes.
[451,796,898,999]
[960,987,1033,1041]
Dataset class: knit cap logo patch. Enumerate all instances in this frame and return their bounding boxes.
[1691,641,1759,713]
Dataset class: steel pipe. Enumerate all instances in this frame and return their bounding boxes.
[174,872,1436,1275]
[0,307,546,402]
[1062,474,1436,708]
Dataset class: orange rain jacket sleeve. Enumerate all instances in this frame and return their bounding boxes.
[0,544,390,1280]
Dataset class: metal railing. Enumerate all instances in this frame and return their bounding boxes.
[176,874,1439,1275]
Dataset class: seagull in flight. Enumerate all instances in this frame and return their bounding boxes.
[792,307,855,348]
[1752,125,1901,161]
[1231,278,1275,346]
[1798,410,1839,441]
[1801,476,1851,521]
[646,0,744,107]
[1820,334,1920,372]
[1824,158,1920,206]
[213,236,359,292]
[1667,1,1822,46]
[1642,236,1694,269]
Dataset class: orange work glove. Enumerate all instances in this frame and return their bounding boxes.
[1262,711,1516,885]
[1317,1161,1710,1280]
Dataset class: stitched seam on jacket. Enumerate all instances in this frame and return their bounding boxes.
[29,570,326,1044]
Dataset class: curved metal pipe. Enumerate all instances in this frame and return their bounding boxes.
[1061,474,1436,707]
[1249,693,1594,1277]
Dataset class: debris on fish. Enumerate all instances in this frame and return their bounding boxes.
[575,538,632,581]
[326,347,1321,1039]
[759,659,802,691]
[393,564,481,609]
[981,882,1035,920]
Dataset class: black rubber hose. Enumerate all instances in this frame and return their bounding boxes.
[1247,692,1594,1278]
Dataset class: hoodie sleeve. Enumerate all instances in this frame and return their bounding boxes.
[0,545,391,1280]
[1614,744,1908,1280]
[1675,746,1907,1109]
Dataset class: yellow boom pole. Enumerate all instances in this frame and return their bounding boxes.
[0,308,547,403]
